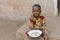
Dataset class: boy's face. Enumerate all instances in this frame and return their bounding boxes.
[32,6,41,17]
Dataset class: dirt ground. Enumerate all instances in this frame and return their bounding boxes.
[0,18,25,40]
[46,16,60,40]
[0,16,60,40]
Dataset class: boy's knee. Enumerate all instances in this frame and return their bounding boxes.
[41,32,49,40]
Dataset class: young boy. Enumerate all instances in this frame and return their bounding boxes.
[25,4,49,40]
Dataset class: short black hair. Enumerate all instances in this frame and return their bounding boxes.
[32,4,41,10]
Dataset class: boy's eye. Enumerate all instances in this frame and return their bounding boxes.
[32,10,40,12]
[37,10,40,12]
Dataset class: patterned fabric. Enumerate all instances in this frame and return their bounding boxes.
[29,14,46,30]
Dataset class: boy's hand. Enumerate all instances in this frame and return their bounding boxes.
[41,29,45,34]
[34,25,40,29]
[29,26,33,30]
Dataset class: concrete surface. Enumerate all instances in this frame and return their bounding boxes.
[0,0,56,21]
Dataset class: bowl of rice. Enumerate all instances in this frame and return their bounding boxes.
[28,30,42,38]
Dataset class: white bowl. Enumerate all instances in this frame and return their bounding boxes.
[28,30,42,37]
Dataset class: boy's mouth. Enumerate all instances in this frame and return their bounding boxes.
[34,15,39,18]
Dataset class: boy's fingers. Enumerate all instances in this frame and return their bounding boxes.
[25,31,29,36]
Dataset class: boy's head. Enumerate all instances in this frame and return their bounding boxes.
[32,4,41,17]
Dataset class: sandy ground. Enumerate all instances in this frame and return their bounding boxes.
[0,16,60,40]
[0,0,60,40]
[46,16,60,40]
[0,18,25,40]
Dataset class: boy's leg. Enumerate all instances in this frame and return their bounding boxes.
[41,30,49,40]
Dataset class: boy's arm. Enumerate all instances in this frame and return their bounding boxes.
[28,17,34,30]
[41,16,46,30]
